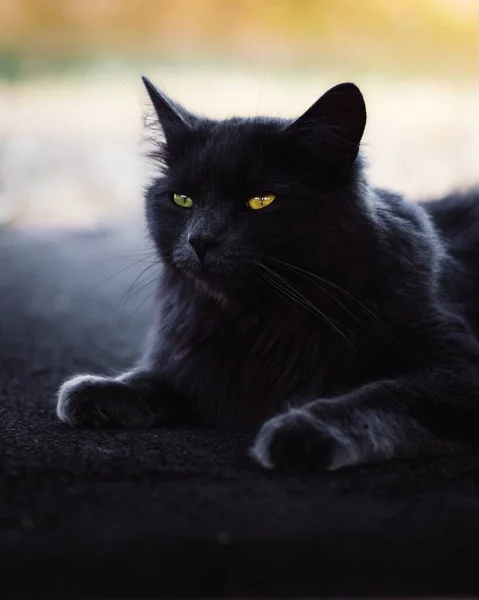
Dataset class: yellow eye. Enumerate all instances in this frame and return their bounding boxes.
[173,193,193,208]
[247,194,276,211]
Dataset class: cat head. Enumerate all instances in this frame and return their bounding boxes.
[143,76,368,305]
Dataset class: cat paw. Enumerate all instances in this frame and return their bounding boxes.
[250,408,355,471]
[56,374,155,429]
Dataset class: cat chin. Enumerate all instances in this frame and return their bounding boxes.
[183,269,229,308]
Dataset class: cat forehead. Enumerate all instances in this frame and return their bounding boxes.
[193,116,285,156]
[173,116,287,183]
[213,115,284,135]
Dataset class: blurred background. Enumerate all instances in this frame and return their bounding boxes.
[0,0,479,228]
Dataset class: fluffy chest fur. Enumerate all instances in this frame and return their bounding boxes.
[148,287,362,429]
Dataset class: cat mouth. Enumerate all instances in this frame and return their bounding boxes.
[176,252,226,278]
[170,250,235,301]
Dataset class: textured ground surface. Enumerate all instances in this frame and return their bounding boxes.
[2,227,479,598]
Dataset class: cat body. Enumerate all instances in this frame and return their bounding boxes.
[57,79,479,471]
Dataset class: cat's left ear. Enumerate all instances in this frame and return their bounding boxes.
[286,82,366,170]
[142,76,197,143]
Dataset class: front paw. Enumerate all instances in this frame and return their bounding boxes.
[250,408,356,472]
[56,374,155,429]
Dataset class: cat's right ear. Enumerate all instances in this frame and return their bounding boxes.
[142,76,195,143]
[286,82,366,171]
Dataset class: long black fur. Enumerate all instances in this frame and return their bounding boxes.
[56,78,479,471]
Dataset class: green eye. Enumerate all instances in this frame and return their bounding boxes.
[247,194,276,210]
[173,193,193,208]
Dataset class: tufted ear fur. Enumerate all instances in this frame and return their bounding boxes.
[142,76,197,143]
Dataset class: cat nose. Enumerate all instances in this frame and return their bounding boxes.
[188,235,220,260]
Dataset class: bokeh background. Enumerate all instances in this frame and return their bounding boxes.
[1,0,479,227]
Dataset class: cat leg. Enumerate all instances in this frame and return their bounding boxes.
[56,369,178,428]
[251,367,479,471]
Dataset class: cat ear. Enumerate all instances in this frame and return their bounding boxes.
[142,76,196,142]
[287,82,366,169]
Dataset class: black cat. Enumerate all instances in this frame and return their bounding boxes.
[57,77,479,471]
